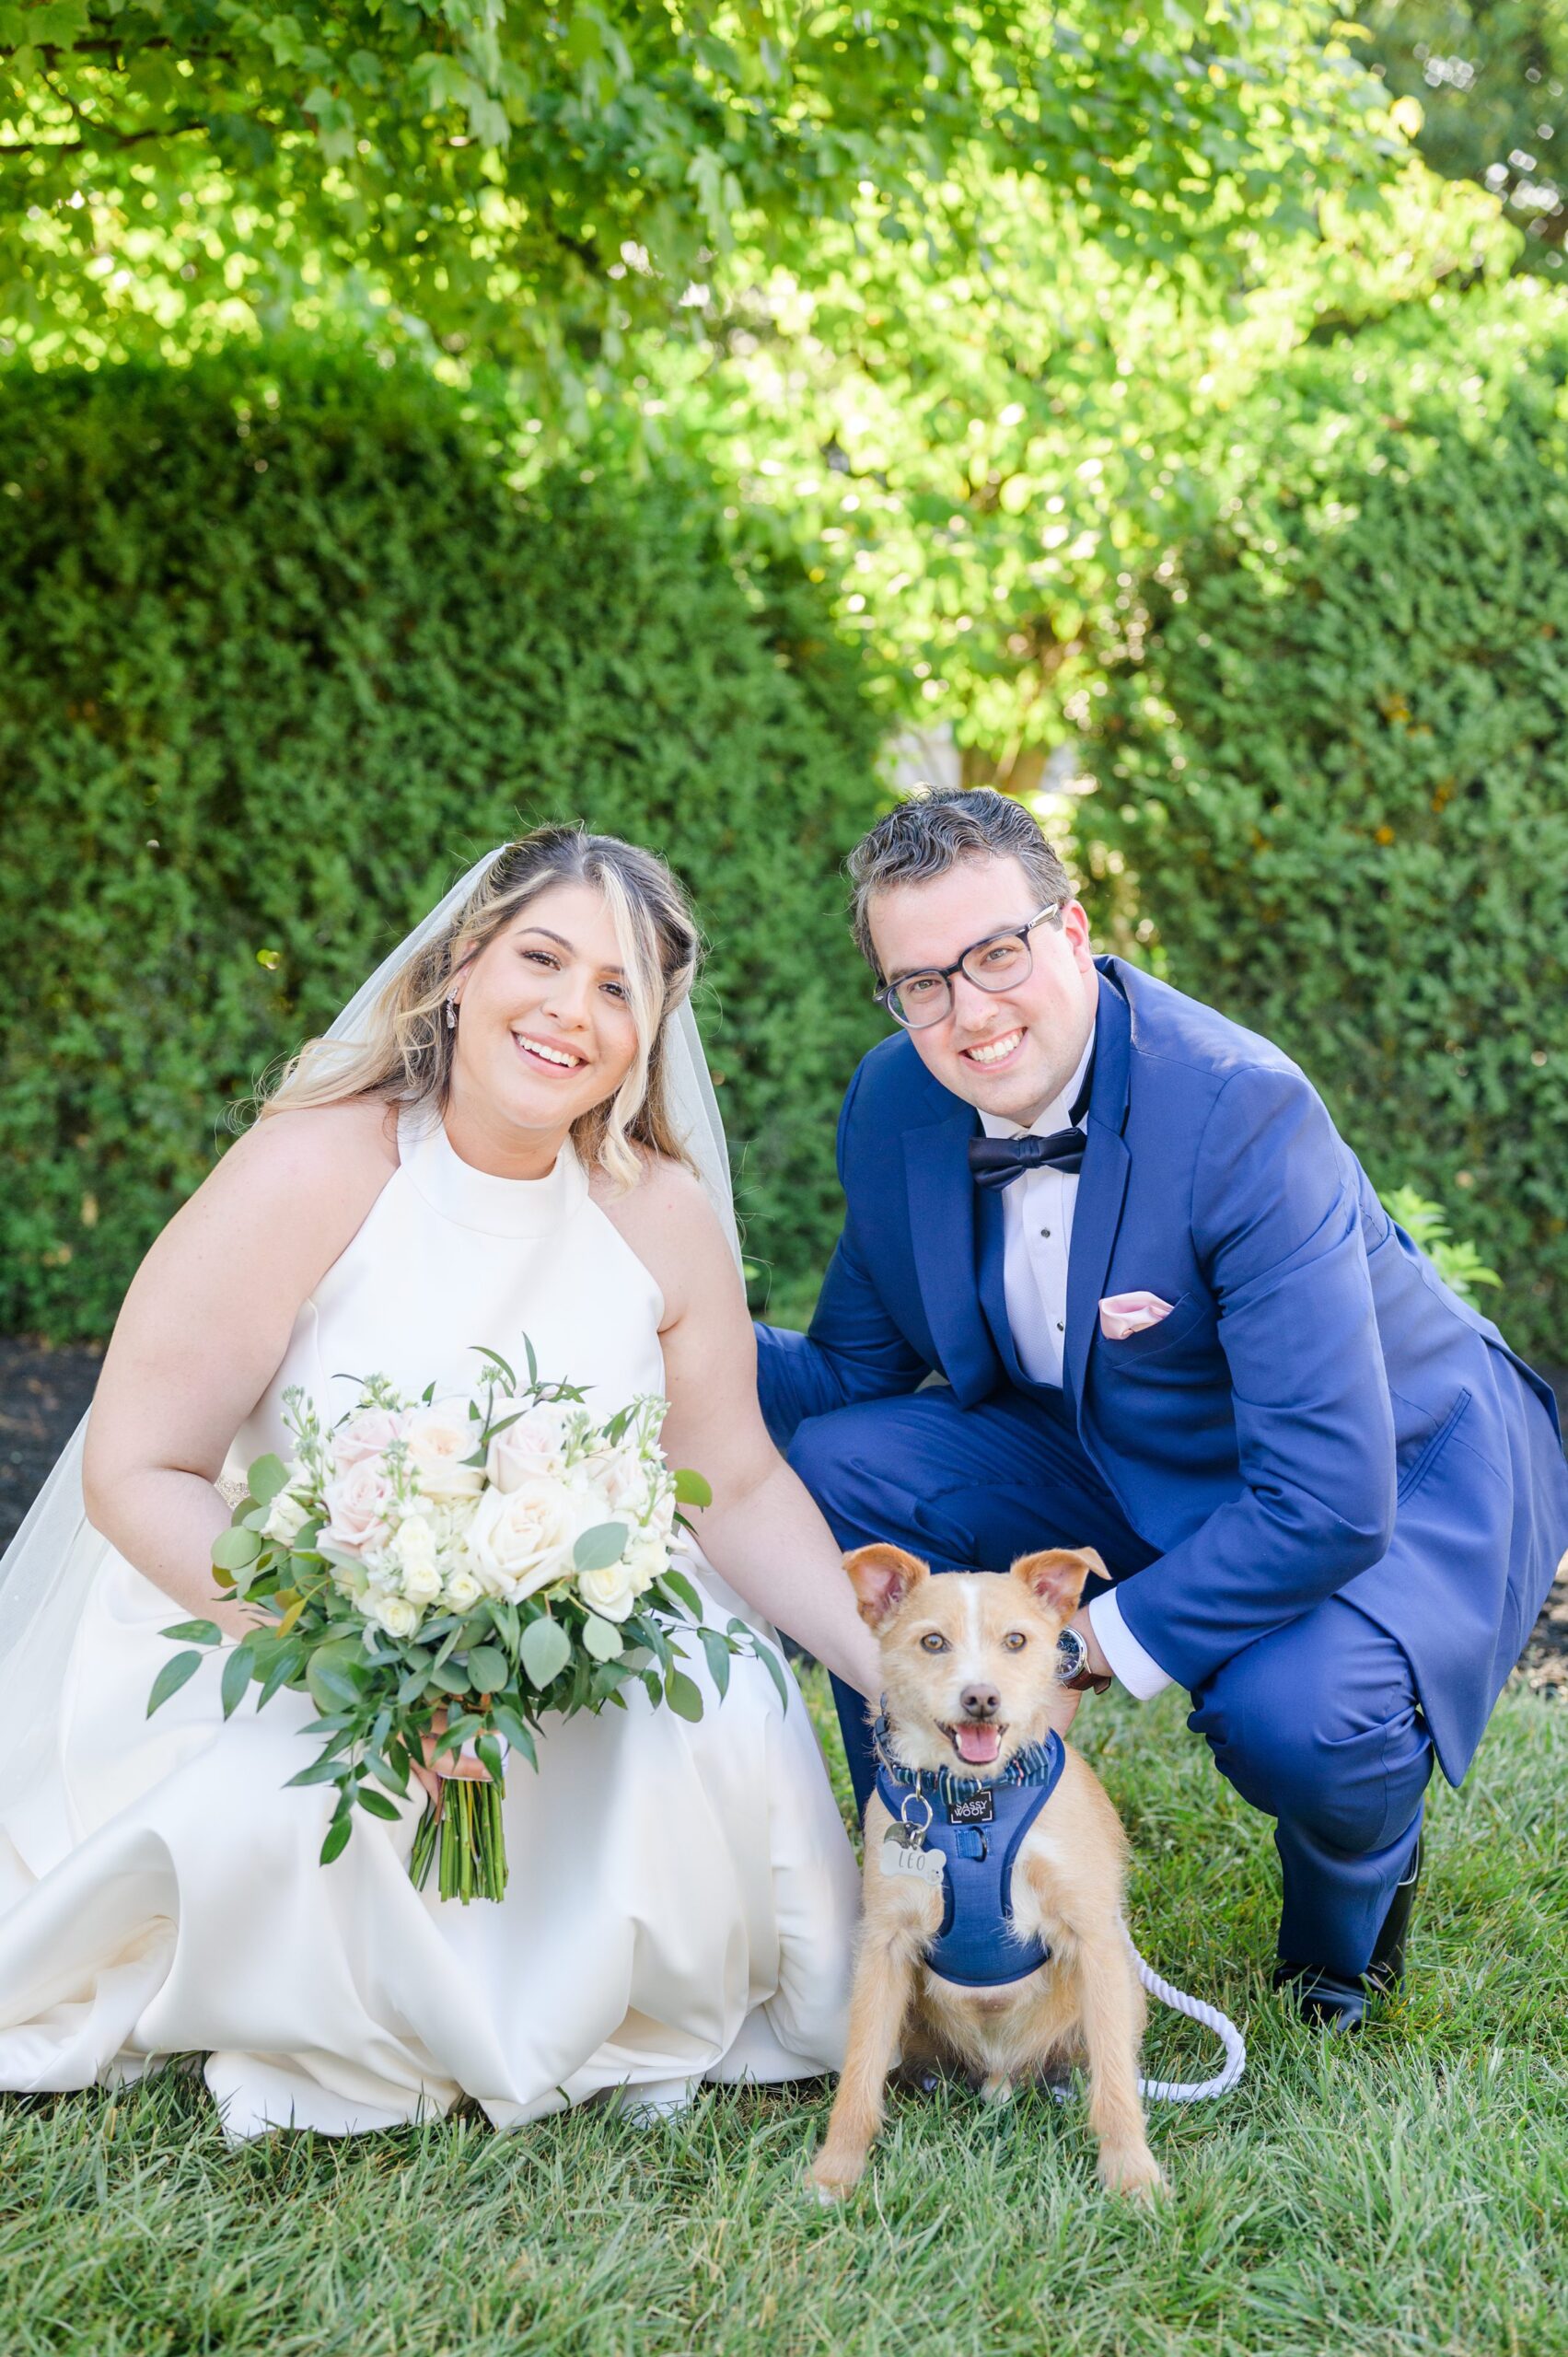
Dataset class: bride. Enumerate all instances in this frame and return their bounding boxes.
[0,827,878,2138]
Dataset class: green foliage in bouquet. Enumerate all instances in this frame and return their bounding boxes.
[0,347,885,1346]
[1079,284,1568,1363]
[149,1346,782,1904]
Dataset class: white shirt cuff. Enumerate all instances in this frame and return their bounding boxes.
[1086,1588,1173,1701]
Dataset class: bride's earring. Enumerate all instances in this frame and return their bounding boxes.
[446,996,458,1030]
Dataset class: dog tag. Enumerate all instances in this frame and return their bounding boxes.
[879,1825,946,1889]
[948,1789,994,1828]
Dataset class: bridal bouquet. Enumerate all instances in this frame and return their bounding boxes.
[149,1344,784,1903]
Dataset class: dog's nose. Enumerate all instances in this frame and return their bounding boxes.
[960,1683,1001,1721]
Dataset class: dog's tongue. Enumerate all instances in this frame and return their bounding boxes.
[955,1724,1002,1767]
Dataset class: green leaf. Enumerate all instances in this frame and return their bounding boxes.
[285,1755,348,1789]
[466,1643,510,1691]
[306,1640,368,1713]
[664,1669,704,1724]
[159,1619,224,1647]
[673,1467,713,1509]
[220,1642,254,1720]
[247,1452,290,1506]
[212,1525,262,1573]
[147,1650,203,1716]
[357,1786,402,1821]
[756,1640,791,1715]
[474,1733,505,1783]
[582,1613,623,1662]
[659,1567,703,1620]
[319,1817,353,1865]
[491,1703,538,1770]
[573,1521,628,1573]
[699,1624,732,1700]
[520,1616,572,1688]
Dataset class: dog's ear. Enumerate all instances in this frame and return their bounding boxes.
[843,1544,929,1629]
[1009,1545,1106,1617]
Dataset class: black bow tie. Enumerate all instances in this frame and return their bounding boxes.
[968,1059,1094,1193]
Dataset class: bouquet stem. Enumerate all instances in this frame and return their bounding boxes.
[409,1773,508,1904]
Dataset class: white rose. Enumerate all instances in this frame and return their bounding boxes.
[577,1552,639,1622]
[579,1442,646,1518]
[444,1567,482,1611]
[390,1514,437,1576]
[319,1457,395,1556]
[367,1592,420,1639]
[465,1477,579,1601]
[486,1401,575,1493]
[404,1399,486,1500]
[402,1556,443,1603]
[332,1405,407,1473]
[262,1488,309,1546]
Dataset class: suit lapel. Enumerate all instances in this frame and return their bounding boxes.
[904,1111,1001,1406]
[1063,968,1134,1411]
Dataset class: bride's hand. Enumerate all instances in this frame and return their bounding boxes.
[411,1708,494,1810]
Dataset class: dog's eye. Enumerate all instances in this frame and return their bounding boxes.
[919,1632,949,1654]
[1002,1631,1028,1652]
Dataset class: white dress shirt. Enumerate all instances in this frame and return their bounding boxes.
[979,1025,1172,1701]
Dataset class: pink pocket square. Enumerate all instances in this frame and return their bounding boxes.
[1099,1291,1175,1341]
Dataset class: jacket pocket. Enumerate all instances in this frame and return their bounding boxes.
[1395,1387,1472,1504]
[1097,1287,1212,1370]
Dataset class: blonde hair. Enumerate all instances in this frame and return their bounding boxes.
[258,828,702,1188]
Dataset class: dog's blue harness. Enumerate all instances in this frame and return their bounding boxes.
[872,1716,1067,1989]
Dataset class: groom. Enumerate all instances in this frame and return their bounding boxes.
[756,786,1568,2027]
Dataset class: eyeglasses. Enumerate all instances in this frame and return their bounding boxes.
[876,904,1064,1030]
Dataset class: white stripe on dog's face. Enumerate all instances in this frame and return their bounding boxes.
[951,1579,988,1697]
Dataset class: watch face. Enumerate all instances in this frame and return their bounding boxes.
[1056,1628,1086,1680]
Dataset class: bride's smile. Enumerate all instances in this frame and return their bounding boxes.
[447,881,642,1178]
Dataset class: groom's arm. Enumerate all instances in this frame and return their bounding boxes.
[1105,1064,1398,1694]
[755,1063,929,1448]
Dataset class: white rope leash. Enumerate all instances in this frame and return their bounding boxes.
[1125,1923,1247,2103]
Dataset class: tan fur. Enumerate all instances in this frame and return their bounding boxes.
[811,1545,1164,2202]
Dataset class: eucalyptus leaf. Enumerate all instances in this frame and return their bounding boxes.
[146,1650,203,1717]
[247,1453,289,1506]
[466,1643,510,1692]
[520,1616,571,1688]
[212,1525,262,1573]
[491,1704,538,1769]
[582,1613,623,1662]
[474,1734,505,1783]
[573,1521,628,1573]
[673,1467,713,1509]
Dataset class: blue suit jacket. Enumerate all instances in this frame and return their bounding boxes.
[757,959,1568,1782]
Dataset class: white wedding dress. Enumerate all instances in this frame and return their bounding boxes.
[0,1111,859,2137]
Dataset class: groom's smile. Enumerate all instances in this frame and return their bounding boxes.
[866,853,1098,1128]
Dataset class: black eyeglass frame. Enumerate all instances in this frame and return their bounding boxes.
[875,901,1066,1031]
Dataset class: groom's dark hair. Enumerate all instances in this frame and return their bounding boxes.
[847,786,1075,974]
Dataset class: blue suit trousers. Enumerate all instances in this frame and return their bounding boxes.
[789,1383,1433,1980]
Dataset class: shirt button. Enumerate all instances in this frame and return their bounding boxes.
[1040,1227,1051,1239]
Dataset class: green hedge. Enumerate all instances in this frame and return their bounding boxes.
[1080,284,1568,1364]
[0,354,884,1343]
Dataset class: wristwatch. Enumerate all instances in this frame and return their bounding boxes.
[1055,1624,1113,1695]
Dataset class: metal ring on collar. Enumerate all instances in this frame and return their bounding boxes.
[899,1792,934,1837]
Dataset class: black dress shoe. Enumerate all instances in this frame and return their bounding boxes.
[1273,1835,1423,2033]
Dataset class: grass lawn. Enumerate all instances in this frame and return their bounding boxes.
[4,1669,1567,2357]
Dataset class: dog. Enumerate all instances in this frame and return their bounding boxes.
[810,1542,1164,2201]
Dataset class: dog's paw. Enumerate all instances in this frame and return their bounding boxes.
[980,2073,1015,2106]
[808,2152,864,2203]
[1097,2144,1167,2204]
